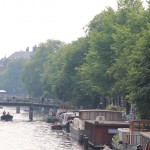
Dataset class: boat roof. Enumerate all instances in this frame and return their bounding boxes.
[85,120,129,126]
[140,132,150,139]
[79,109,122,113]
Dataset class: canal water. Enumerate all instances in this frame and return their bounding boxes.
[0,107,83,150]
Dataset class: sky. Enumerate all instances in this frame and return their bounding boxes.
[0,0,118,59]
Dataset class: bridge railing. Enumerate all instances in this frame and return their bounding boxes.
[0,96,32,103]
[0,96,61,106]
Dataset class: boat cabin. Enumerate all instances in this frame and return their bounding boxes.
[79,109,123,121]
[84,120,129,149]
[61,112,79,125]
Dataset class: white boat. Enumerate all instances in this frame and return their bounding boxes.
[56,110,79,133]
[112,120,150,150]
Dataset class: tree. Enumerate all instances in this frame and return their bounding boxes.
[77,7,116,107]
[41,37,90,107]
[22,39,64,97]
[108,0,145,99]
[0,59,27,95]
[126,24,150,119]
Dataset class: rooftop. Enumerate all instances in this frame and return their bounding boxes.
[86,120,129,126]
[140,132,150,139]
[8,51,33,59]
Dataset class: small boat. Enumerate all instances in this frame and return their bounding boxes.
[1,114,13,121]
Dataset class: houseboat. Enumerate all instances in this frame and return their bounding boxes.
[70,109,125,142]
[84,120,129,149]
[112,120,150,150]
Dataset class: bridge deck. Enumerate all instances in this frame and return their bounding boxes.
[0,96,60,108]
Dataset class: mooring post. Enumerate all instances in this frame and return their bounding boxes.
[16,106,20,113]
[84,136,89,150]
[78,134,84,145]
[29,105,33,121]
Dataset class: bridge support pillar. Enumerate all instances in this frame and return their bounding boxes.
[29,105,33,121]
[16,106,20,113]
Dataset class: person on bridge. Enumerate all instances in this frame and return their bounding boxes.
[41,97,45,104]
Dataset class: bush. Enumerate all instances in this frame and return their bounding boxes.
[106,105,118,111]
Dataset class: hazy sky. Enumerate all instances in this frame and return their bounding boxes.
[0,0,118,59]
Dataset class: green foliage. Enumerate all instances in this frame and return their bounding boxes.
[0,59,27,95]
[125,24,150,119]
[106,105,118,111]
[22,39,64,97]
[113,134,120,142]
[20,0,150,118]
[77,8,116,100]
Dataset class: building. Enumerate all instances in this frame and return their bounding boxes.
[0,46,36,72]
[8,47,33,60]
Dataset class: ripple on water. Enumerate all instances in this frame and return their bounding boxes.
[0,120,83,150]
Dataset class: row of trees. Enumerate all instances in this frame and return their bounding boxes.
[0,0,149,119]
[0,59,27,95]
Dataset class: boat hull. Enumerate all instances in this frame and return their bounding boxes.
[70,126,84,141]
[1,115,13,121]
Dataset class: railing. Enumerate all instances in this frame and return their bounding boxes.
[0,96,62,106]
[126,134,142,145]
[112,134,142,150]
[112,138,137,150]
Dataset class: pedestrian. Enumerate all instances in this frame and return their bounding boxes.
[3,110,6,116]
[41,97,44,104]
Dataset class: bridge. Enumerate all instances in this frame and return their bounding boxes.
[0,96,61,121]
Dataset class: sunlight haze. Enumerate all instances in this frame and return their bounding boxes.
[0,0,117,59]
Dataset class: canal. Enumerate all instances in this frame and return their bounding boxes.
[0,107,83,150]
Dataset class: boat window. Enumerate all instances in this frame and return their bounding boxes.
[134,122,142,131]
[90,111,96,120]
[144,123,150,131]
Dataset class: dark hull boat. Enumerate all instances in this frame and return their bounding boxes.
[1,114,13,121]
[47,117,58,123]
[51,124,63,130]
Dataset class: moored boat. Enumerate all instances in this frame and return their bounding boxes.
[70,109,124,142]
[84,120,129,149]
[51,110,77,133]
[112,120,150,150]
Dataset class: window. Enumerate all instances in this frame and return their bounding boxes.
[134,122,142,131]
[144,123,150,131]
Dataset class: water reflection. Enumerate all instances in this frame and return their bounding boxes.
[0,107,83,150]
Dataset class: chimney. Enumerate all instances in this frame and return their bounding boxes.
[33,45,37,52]
[26,47,29,52]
